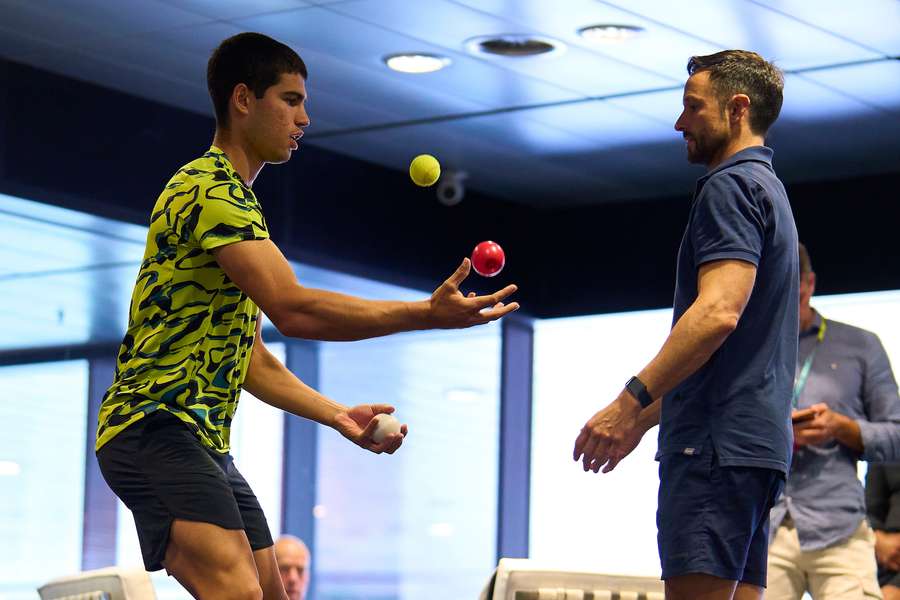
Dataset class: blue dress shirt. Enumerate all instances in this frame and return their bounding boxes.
[770,310,900,550]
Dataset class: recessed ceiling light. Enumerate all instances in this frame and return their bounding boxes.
[465,34,566,58]
[578,24,645,43]
[384,53,451,74]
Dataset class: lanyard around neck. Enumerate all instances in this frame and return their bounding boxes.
[792,317,827,407]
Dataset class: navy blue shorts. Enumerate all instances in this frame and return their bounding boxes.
[97,411,274,571]
[657,444,784,587]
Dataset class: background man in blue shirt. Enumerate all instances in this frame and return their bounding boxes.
[574,50,798,600]
[767,243,900,599]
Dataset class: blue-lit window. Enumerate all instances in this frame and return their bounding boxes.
[0,360,89,599]
[531,309,672,577]
[530,290,900,574]
[115,344,286,599]
[304,266,502,599]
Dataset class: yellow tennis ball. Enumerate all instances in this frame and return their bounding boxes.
[409,154,441,187]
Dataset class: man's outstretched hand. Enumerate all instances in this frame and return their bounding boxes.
[429,258,519,328]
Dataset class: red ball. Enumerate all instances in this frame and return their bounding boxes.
[471,240,505,277]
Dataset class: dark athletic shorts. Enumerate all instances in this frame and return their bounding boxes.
[657,442,785,588]
[96,411,274,571]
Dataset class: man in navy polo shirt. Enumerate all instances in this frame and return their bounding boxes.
[574,50,798,600]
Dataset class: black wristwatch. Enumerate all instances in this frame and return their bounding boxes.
[625,375,654,408]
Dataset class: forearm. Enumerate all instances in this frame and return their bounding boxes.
[275,285,432,341]
[242,347,345,427]
[637,299,737,400]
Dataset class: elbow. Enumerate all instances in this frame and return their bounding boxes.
[710,309,740,337]
[719,312,740,334]
[269,310,315,339]
[267,305,333,340]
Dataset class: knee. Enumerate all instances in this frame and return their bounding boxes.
[222,580,264,600]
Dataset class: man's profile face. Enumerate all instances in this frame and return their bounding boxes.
[245,72,310,165]
[674,70,731,166]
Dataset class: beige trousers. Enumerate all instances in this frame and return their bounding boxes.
[767,517,882,599]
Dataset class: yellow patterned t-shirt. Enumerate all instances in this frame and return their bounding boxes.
[96,146,268,453]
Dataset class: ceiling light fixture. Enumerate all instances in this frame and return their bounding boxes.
[578,24,645,43]
[465,34,565,58]
[384,53,451,74]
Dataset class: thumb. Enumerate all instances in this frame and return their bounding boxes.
[446,258,471,288]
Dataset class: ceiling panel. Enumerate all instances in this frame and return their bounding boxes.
[602,0,881,70]
[528,99,676,148]
[157,0,313,20]
[0,0,206,44]
[750,0,900,55]
[800,61,900,116]
[288,46,488,128]
[235,7,580,109]
[79,35,209,89]
[330,0,675,96]
[778,73,877,121]
[311,119,633,205]
[605,88,686,130]
[0,0,898,207]
[452,0,723,81]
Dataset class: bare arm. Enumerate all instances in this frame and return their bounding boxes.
[242,321,345,425]
[242,321,406,453]
[574,259,756,472]
[213,239,518,341]
[638,258,757,414]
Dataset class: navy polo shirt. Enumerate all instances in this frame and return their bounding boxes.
[658,146,799,474]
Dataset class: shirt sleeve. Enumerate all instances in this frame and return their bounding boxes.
[183,177,270,252]
[867,463,890,530]
[858,332,900,462]
[691,173,766,269]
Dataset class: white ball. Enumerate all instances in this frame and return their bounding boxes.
[371,413,402,443]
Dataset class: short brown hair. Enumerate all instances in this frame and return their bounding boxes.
[687,50,784,135]
[798,242,813,277]
[208,32,308,128]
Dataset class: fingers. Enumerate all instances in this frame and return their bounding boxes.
[369,404,395,415]
[574,429,589,461]
[473,284,519,309]
[445,258,471,288]
[602,454,622,473]
[369,427,408,455]
[580,435,604,471]
[359,417,379,441]
[479,301,520,321]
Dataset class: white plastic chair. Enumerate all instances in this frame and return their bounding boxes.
[480,558,664,600]
[38,566,157,600]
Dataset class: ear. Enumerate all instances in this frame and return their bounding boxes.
[728,93,751,125]
[231,83,252,118]
[808,271,816,296]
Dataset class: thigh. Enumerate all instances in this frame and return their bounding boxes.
[253,545,288,600]
[808,520,882,600]
[164,519,262,600]
[766,523,807,600]
[665,573,737,600]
